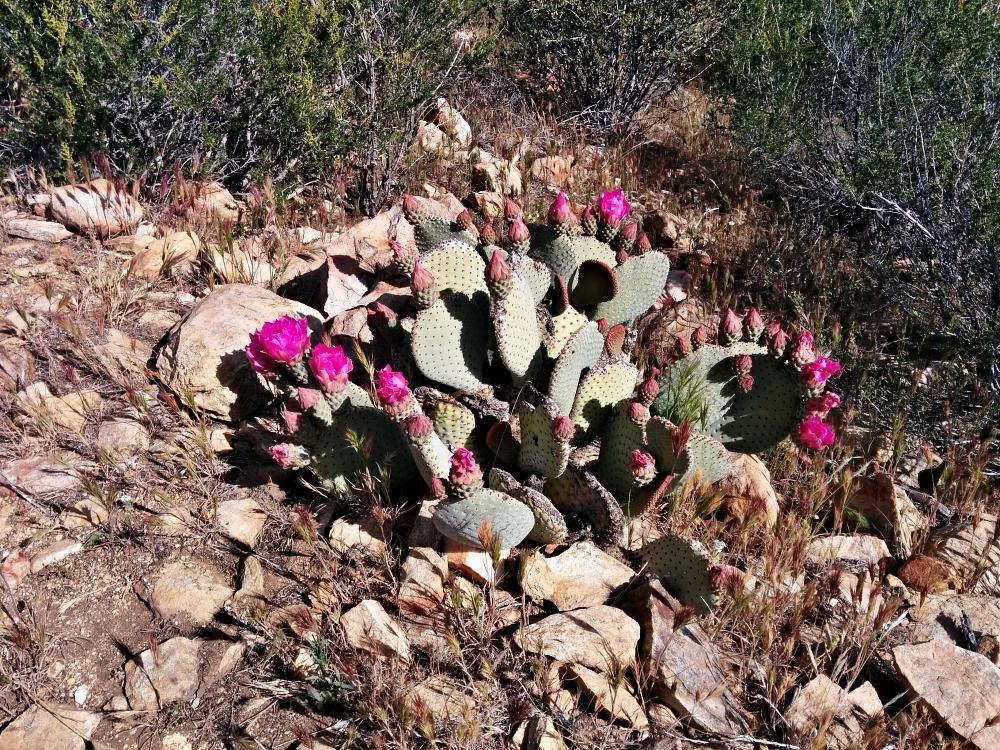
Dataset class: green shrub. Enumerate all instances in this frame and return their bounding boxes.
[1,0,489,206]
[504,0,726,139]
[716,0,1000,368]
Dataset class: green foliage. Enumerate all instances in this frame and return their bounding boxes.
[504,0,727,138]
[716,0,1000,357]
[1,0,489,201]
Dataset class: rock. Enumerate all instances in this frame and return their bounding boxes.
[515,605,640,672]
[406,675,477,718]
[48,179,143,237]
[785,675,867,750]
[663,270,691,303]
[137,309,182,337]
[510,715,567,750]
[908,593,1000,647]
[1,550,30,589]
[933,514,1000,594]
[151,559,235,626]
[897,553,961,594]
[529,156,573,187]
[621,581,747,734]
[894,640,1000,749]
[124,637,202,710]
[97,419,150,459]
[154,284,322,420]
[237,555,266,599]
[718,453,779,527]
[2,453,86,496]
[30,538,83,572]
[215,497,267,547]
[431,97,472,148]
[40,390,103,432]
[408,499,441,548]
[161,734,194,750]
[845,473,924,557]
[64,497,109,529]
[0,703,101,750]
[647,703,680,733]
[443,538,507,585]
[467,191,504,220]
[414,120,449,155]
[98,328,152,377]
[328,518,388,556]
[5,218,73,242]
[398,547,448,613]
[848,681,883,720]
[805,534,890,570]
[341,599,411,663]
[206,245,275,285]
[644,210,688,246]
[182,181,242,227]
[565,662,648,729]
[130,230,201,279]
[519,541,634,610]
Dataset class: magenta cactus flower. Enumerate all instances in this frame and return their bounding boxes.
[596,187,630,225]
[628,449,656,478]
[796,415,835,450]
[807,391,842,416]
[309,343,353,393]
[799,355,843,389]
[375,365,410,404]
[270,442,309,469]
[449,447,482,485]
[250,316,311,365]
[245,336,279,377]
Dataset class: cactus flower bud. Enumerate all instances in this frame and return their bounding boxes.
[449,447,482,486]
[369,301,398,326]
[579,204,598,235]
[709,564,744,593]
[402,193,421,219]
[675,335,693,357]
[282,406,303,433]
[270,442,310,469]
[547,192,573,227]
[455,208,475,231]
[411,260,435,292]
[487,249,512,283]
[731,353,753,376]
[616,219,639,249]
[551,415,575,441]
[616,247,630,266]
[692,326,708,349]
[404,413,433,440]
[480,221,498,245]
[636,232,652,254]
[790,329,815,364]
[297,387,321,410]
[670,421,691,457]
[806,391,841,416]
[508,216,531,252]
[429,477,447,500]
[743,307,764,342]
[596,318,610,334]
[767,322,789,358]
[640,376,659,405]
[628,401,650,424]
[737,374,754,393]
[628,449,656,481]
[504,196,522,220]
[720,308,742,345]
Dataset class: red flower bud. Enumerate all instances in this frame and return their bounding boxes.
[692,326,708,348]
[628,401,650,424]
[455,209,475,230]
[404,413,433,439]
[551,415,575,441]
[731,354,753,376]
[547,192,573,226]
[636,232,652,253]
[402,194,421,218]
[480,222,498,245]
[720,308,742,343]
[509,216,530,245]
[737,374,754,393]
[504,196,522,220]
[411,260,435,292]
[640,376,659,405]
[675,335,693,357]
[487,249,512,284]
[744,307,764,341]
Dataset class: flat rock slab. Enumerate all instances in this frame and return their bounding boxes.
[125,637,203,710]
[565,662,648,729]
[786,675,867,750]
[154,284,322,421]
[398,547,448,613]
[806,534,890,570]
[341,599,411,663]
[515,605,639,672]
[894,639,1000,749]
[406,675,477,718]
[519,541,634,611]
[151,559,234,626]
[622,581,747,734]
[216,497,267,547]
[908,593,1000,646]
[0,703,100,750]
[5,218,73,242]
[97,419,150,459]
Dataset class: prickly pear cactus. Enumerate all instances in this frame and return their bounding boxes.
[247,188,842,560]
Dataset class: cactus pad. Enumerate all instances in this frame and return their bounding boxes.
[593,252,671,325]
[421,242,489,298]
[594,402,648,504]
[652,343,802,453]
[493,274,544,382]
[418,389,477,450]
[411,293,489,393]
[570,259,619,308]
[310,406,418,494]
[489,468,568,544]
[544,467,625,545]
[548,322,604,415]
[668,433,733,493]
[569,357,639,443]
[547,306,588,359]
[514,256,553,305]
[432,488,536,549]
[516,398,571,478]
[640,535,718,614]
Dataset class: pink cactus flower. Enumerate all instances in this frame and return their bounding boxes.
[297,387,322,410]
[800,356,843,389]
[449,447,482,485]
[628,449,656,478]
[375,365,410,404]
[548,192,573,226]
[251,316,311,365]
[309,344,353,393]
[797,415,836,450]
[245,335,279,377]
[807,391,842,416]
[271,442,308,469]
[596,187,630,225]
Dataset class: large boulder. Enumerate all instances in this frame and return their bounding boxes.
[154,284,321,420]
[48,178,143,237]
